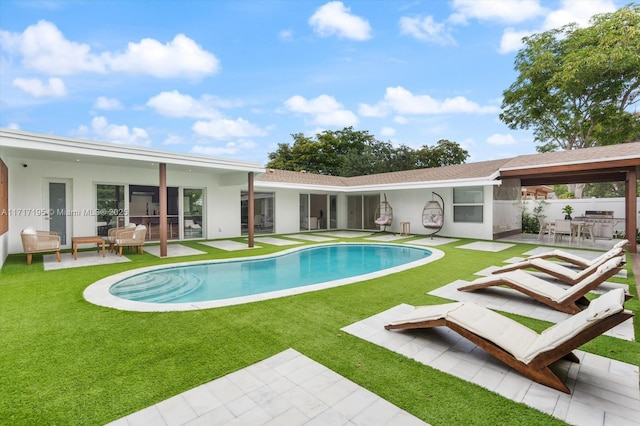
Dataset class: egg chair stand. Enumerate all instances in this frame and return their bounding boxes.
[422,192,444,238]
[374,193,393,232]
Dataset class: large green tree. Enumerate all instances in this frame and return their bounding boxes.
[500,4,640,152]
[266,128,469,177]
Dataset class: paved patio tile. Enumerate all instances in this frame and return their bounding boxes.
[456,241,516,252]
[409,237,459,246]
[285,234,336,242]
[199,240,260,251]
[44,250,130,270]
[107,348,429,426]
[254,237,303,246]
[145,244,206,258]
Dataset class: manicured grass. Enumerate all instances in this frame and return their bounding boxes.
[1,237,638,425]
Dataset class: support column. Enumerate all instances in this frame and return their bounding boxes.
[159,163,167,257]
[625,167,637,254]
[248,172,254,248]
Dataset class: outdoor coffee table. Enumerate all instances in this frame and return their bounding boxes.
[72,236,106,260]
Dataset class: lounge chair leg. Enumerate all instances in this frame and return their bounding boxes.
[56,251,61,262]
[118,246,123,256]
[27,253,32,265]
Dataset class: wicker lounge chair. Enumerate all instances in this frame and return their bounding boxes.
[385,288,633,393]
[457,256,629,314]
[114,225,147,256]
[523,240,628,269]
[20,227,61,265]
[106,223,136,252]
[491,246,625,285]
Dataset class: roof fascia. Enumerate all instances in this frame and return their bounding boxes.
[0,128,264,173]
[256,177,501,193]
[499,155,640,173]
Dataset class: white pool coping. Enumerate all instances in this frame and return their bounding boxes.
[83,242,444,312]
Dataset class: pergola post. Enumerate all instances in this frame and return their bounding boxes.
[248,172,254,248]
[625,167,637,253]
[159,163,167,257]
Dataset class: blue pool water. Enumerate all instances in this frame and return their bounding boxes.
[109,244,432,304]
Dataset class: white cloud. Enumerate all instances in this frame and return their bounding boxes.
[0,20,218,78]
[399,15,455,45]
[94,96,123,110]
[192,118,267,139]
[542,0,616,30]
[8,122,20,130]
[393,116,408,124]
[498,0,617,53]
[0,20,105,75]
[162,134,185,146]
[366,86,499,116]
[309,1,372,41]
[284,94,358,127]
[279,29,293,41]
[147,90,221,119]
[487,133,517,145]
[358,103,386,117]
[106,34,219,79]
[450,0,545,24]
[192,140,257,156]
[78,116,151,146]
[380,126,395,137]
[498,28,533,54]
[13,77,66,97]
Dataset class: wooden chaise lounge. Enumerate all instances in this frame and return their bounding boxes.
[522,240,628,269]
[457,256,628,314]
[385,288,633,393]
[491,246,625,285]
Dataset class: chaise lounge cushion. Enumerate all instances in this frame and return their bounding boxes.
[522,288,625,364]
[386,302,464,326]
[446,302,539,361]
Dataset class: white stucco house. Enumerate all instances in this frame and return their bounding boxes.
[2,128,639,268]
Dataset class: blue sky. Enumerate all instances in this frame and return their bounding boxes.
[0,0,625,166]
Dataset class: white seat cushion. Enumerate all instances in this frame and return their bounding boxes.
[446,303,539,361]
[522,288,625,364]
[387,303,464,326]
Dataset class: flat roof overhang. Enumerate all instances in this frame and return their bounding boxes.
[0,129,265,176]
[499,159,640,186]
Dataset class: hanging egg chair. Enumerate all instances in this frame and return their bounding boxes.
[422,192,444,238]
[374,193,393,232]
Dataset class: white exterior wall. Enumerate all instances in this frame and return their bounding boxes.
[272,189,301,234]
[369,186,495,240]
[4,154,247,254]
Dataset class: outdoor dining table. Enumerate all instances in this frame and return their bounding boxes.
[547,220,595,245]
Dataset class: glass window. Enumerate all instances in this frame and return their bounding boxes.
[96,184,125,236]
[129,185,179,240]
[299,194,309,231]
[241,191,274,235]
[183,188,204,238]
[453,187,484,223]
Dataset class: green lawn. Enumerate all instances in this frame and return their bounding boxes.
[1,236,638,425]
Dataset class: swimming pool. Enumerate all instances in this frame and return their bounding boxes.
[84,243,444,312]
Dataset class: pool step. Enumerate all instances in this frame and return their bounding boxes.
[110,271,204,302]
